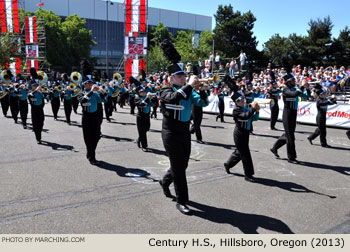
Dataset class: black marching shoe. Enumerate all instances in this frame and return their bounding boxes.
[321,144,331,148]
[244,175,256,183]
[271,127,278,131]
[89,158,98,165]
[176,203,192,215]
[224,163,230,174]
[288,159,300,164]
[142,147,148,152]
[307,137,313,145]
[159,180,172,198]
[270,148,279,158]
[196,140,205,144]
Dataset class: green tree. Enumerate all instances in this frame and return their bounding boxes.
[148,22,173,48]
[330,26,350,66]
[174,30,197,64]
[61,14,96,71]
[263,34,291,67]
[34,9,95,72]
[213,4,259,61]
[305,16,333,66]
[147,45,168,73]
[0,33,21,68]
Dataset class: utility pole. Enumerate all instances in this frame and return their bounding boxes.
[106,0,109,77]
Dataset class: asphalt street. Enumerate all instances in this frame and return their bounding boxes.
[0,103,349,234]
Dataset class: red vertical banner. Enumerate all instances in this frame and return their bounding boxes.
[139,59,145,72]
[33,17,37,43]
[15,57,21,74]
[140,0,146,33]
[27,60,31,75]
[25,17,29,43]
[125,59,133,83]
[35,60,39,71]
[12,0,19,33]
[125,0,132,36]
[0,0,7,33]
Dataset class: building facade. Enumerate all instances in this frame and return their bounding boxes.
[24,0,212,74]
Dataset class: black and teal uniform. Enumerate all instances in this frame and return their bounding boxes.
[160,84,208,204]
[49,88,61,119]
[267,87,282,129]
[63,87,73,124]
[190,90,210,141]
[9,85,19,123]
[272,86,309,161]
[308,97,336,146]
[0,85,10,117]
[18,87,28,127]
[225,106,259,176]
[216,89,227,122]
[79,89,105,162]
[28,90,45,142]
[135,94,153,148]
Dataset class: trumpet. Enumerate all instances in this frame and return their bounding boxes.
[42,86,50,93]
[198,74,220,84]
[70,72,82,84]
[37,71,48,85]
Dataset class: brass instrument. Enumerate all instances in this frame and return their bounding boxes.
[71,86,81,98]
[37,71,48,85]
[112,85,120,98]
[70,72,82,84]
[198,74,220,84]
[0,70,12,84]
[113,73,122,84]
[42,86,50,93]
[56,85,63,92]
[67,83,76,90]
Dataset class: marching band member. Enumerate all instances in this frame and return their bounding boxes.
[49,82,61,120]
[270,74,309,164]
[216,86,228,122]
[18,81,29,129]
[78,80,106,165]
[0,82,10,117]
[307,89,337,147]
[267,81,282,130]
[62,82,73,125]
[135,85,153,151]
[9,82,20,124]
[104,82,114,122]
[158,39,208,215]
[28,81,45,144]
[224,92,260,182]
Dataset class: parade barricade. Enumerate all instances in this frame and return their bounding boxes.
[203,94,350,128]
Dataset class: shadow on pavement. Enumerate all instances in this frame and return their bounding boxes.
[187,201,294,234]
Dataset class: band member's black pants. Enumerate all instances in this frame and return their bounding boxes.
[9,96,19,122]
[0,94,9,117]
[272,109,297,160]
[82,111,100,161]
[31,105,44,141]
[64,99,72,123]
[216,99,224,122]
[225,128,254,177]
[51,97,60,119]
[19,99,28,126]
[190,107,203,141]
[129,97,135,114]
[136,114,150,148]
[72,96,79,113]
[104,96,113,120]
[161,129,191,204]
[270,104,279,129]
[308,114,327,146]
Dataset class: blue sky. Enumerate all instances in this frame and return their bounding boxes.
[135,0,350,50]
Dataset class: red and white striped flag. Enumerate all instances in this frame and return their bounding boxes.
[27,59,39,75]
[125,0,147,37]
[25,16,38,43]
[125,57,145,82]
[0,0,20,33]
